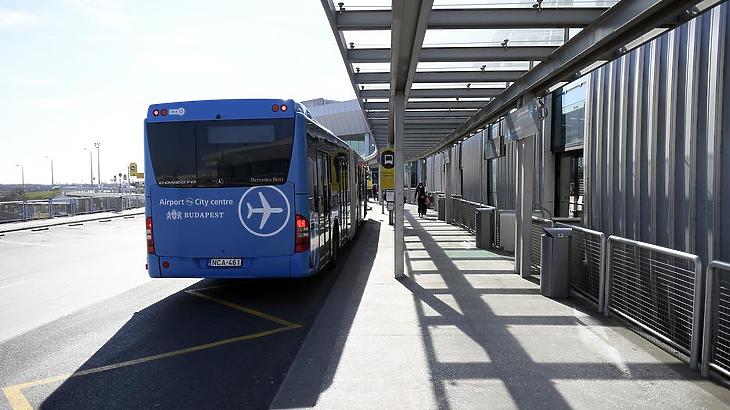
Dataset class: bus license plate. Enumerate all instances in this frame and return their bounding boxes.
[208,258,242,268]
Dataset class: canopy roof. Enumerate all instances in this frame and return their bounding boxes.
[321,0,722,160]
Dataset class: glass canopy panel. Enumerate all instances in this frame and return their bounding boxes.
[351,62,391,72]
[431,0,618,8]
[411,82,506,88]
[423,28,568,47]
[417,61,532,71]
[342,30,391,48]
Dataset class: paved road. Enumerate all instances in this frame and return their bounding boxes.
[0,215,153,343]
[0,216,377,409]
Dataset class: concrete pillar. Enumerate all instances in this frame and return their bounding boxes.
[516,136,535,279]
[394,92,406,278]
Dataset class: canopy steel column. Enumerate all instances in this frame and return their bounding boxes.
[515,136,535,279]
[394,92,406,278]
[389,0,433,279]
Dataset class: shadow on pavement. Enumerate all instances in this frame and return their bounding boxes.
[37,220,380,409]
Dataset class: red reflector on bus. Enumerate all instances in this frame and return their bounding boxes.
[146,216,155,254]
[272,104,279,112]
[280,104,288,112]
[160,108,169,116]
[162,261,170,269]
[294,214,310,253]
[152,109,160,116]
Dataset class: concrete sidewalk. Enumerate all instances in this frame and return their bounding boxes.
[272,204,730,409]
[0,208,144,234]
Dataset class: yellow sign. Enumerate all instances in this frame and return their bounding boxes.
[129,162,138,176]
[135,172,144,178]
[379,147,395,190]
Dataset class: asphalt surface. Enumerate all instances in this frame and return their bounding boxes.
[0,215,372,409]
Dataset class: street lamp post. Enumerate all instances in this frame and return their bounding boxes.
[94,142,101,189]
[16,164,26,221]
[84,148,93,188]
[45,156,54,186]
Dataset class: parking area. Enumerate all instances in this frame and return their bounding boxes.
[0,216,380,409]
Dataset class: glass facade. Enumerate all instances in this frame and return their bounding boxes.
[552,78,587,151]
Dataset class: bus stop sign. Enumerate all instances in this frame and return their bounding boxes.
[379,149,395,169]
[379,148,395,189]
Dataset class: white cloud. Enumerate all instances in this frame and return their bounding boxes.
[0,9,42,29]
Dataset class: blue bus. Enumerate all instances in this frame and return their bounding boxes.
[143,99,367,278]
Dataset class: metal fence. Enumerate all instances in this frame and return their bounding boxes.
[449,196,482,232]
[556,222,606,308]
[702,260,730,379]
[530,216,554,275]
[0,195,145,224]
[605,236,703,369]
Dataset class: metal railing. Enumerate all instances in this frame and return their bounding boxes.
[702,260,730,378]
[449,196,482,232]
[530,216,554,275]
[0,195,145,224]
[605,236,703,369]
[556,222,606,308]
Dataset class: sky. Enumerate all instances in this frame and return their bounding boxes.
[0,0,355,185]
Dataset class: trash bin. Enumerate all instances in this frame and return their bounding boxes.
[437,196,445,221]
[540,227,573,298]
[475,208,494,249]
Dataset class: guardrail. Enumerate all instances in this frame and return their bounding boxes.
[0,195,145,224]
[702,260,730,378]
[530,216,554,275]
[604,236,703,369]
[449,196,482,232]
[556,222,605,309]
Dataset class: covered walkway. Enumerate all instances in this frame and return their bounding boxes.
[273,204,730,408]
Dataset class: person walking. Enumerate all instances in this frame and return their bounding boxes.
[415,182,427,218]
[372,183,378,201]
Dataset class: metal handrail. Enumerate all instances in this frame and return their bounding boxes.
[701,260,730,378]
[605,235,703,370]
[555,223,607,311]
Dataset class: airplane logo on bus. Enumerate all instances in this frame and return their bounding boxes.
[238,186,290,237]
[246,192,284,229]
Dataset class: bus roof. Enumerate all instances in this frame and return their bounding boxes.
[146,99,310,122]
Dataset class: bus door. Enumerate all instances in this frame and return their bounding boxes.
[316,151,331,264]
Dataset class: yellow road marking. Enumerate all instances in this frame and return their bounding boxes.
[2,287,301,410]
[185,289,301,329]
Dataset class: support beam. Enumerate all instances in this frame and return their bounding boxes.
[425,0,713,158]
[349,46,556,63]
[366,100,488,110]
[370,116,468,124]
[354,70,527,84]
[367,110,478,119]
[337,8,608,30]
[363,88,501,99]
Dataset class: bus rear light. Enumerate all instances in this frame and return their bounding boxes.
[146,216,155,254]
[152,109,160,116]
[272,104,279,112]
[280,104,288,112]
[294,214,309,253]
[160,108,169,116]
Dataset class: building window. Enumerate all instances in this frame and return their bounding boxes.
[555,151,584,218]
[552,78,587,151]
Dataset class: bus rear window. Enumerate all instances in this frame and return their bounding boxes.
[147,119,294,187]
